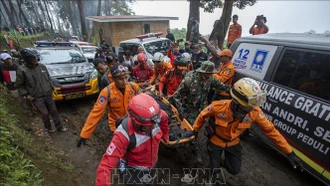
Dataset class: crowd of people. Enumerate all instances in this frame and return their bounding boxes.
[0,13,303,186]
[76,17,301,185]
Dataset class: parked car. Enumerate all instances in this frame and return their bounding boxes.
[35,42,99,101]
[230,33,330,186]
[77,45,98,62]
[119,32,171,68]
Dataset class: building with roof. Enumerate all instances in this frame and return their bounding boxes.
[86,15,179,47]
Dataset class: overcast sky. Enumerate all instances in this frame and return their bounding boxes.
[132,1,330,36]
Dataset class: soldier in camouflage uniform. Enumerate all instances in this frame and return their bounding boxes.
[173,61,230,162]
[173,61,230,125]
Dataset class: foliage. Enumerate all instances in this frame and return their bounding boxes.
[234,0,257,9]
[0,86,43,186]
[200,0,223,13]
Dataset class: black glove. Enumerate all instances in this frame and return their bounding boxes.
[77,137,87,147]
[287,152,303,172]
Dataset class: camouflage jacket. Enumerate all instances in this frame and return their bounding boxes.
[173,71,229,115]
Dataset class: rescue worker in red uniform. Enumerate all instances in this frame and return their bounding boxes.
[227,14,242,48]
[149,52,172,85]
[96,93,170,186]
[132,53,153,84]
[212,49,235,100]
[159,57,188,98]
[192,77,303,181]
[77,64,141,147]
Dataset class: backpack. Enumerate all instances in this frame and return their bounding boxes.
[115,116,136,151]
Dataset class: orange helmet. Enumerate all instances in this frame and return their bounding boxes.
[128,93,161,126]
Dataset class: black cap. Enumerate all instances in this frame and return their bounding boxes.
[111,63,130,77]
[233,14,238,19]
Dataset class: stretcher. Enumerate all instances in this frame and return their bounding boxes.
[144,85,195,146]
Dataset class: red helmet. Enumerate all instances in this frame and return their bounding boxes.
[137,53,147,63]
[128,93,161,126]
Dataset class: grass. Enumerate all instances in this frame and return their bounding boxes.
[0,86,43,186]
[0,85,76,186]
[1,30,57,51]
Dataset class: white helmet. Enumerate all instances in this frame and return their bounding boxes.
[182,52,191,62]
[152,52,164,62]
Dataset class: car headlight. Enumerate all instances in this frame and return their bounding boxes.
[89,70,98,80]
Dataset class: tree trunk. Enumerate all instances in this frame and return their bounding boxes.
[31,1,42,25]
[0,9,9,26]
[186,0,200,41]
[77,0,88,41]
[97,0,102,16]
[8,0,19,26]
[43,0,54,31]
[46,0,57,30]
[16,0,29,25]
[37,0,49,28]
[209,0,234,49]
[0,0,16,27]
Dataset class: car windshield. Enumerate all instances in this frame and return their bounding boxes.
[81,47,97,54]
[120,39,170,58]
[143,40,170,56]
[39,49,86,64]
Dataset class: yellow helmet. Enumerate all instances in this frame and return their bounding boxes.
[230,78,267,108]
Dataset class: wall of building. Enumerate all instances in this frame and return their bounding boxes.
[109,21,169,46]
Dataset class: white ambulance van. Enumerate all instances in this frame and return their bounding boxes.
[230,33,330,185]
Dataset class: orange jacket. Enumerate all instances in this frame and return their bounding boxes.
[159,69,185,97]
[213,61,235,96]
[227,23,242,44]
[80,82,141,138]
[193,100,292,154]
[150,62,172,84]
[252,26,268,35]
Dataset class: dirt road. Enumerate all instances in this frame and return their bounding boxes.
[47,96,318,186]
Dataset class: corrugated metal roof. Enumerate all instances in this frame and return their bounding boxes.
[86,15,179,22]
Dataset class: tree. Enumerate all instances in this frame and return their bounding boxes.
[16,0,30,26]
[0,0,16,27]
[43,0,54,31]
[186,0,223,41]
[77,0,88,41]
[210,0,257,49]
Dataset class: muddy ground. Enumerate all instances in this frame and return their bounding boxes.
[40,96,319,186]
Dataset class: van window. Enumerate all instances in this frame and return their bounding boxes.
[273,49,330,101]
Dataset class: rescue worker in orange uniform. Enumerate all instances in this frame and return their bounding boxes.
[227,15,242,48]
[149,52,172,85]
[213,49,235,100]
[96,93,170,186]
[192,77,303,180]
[249,15,269,35]
[77,64,141,147]
[159,57,189,98]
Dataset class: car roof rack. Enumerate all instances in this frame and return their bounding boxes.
[35,41,75,47]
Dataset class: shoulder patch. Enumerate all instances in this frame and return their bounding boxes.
[259,112,265,119]
[99,95,106,105]
[216,113,228,119]
[106,142,117,155]
[225,69,231,75]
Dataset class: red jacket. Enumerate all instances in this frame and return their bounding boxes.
[96,110,170,186]
[133,65,154,83]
